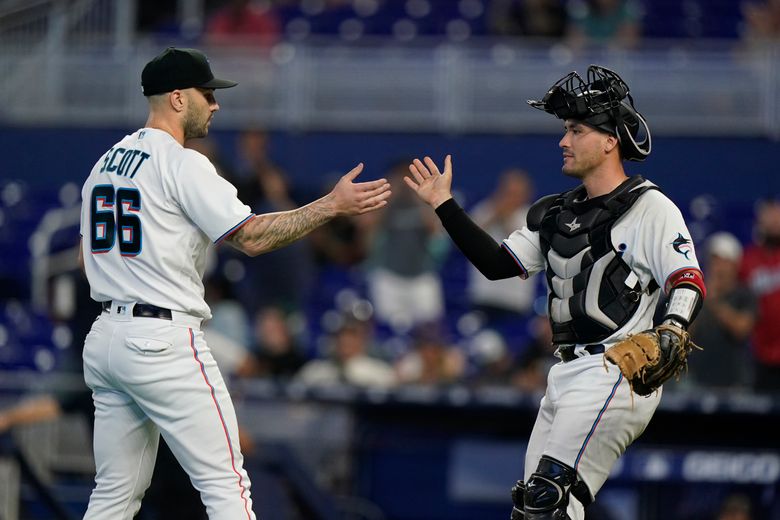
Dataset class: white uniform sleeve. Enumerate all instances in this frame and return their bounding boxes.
[168,150,253,243]
[502,227,546,278]
[635,191,702,293]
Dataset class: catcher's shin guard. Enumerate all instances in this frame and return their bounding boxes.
[510,480,525,519]
[523,456,591,520]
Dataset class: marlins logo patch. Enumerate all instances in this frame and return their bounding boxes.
[672,233,692,259]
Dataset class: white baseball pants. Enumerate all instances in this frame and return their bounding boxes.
[82,303,255,519]
[524,353,662,520]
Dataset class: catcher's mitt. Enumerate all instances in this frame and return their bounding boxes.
[604,323,700,396]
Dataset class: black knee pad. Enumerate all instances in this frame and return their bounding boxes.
[523,456,591,520]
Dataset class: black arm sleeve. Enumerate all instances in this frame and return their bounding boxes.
[434,198,524,280]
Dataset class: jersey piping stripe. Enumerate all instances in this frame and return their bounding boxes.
[574,373,623,471]
[501,243,529,279]
[215,213,255,245]
[187,328,252,520]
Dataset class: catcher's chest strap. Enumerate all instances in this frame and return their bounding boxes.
[557,344,605,362]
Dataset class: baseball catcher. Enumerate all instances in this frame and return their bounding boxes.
[529,65,705,403]
[404,64,705,520]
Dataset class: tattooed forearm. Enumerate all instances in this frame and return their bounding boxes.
[227,197,336,256]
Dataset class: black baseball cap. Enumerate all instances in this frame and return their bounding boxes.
[141,47,238,96]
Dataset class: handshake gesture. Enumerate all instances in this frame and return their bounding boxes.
[404,155,455,209]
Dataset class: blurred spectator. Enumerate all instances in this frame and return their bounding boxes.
[467,168,536,327]
[0,392,91,436]
[487,0,567,38]
[205,0,281,47]
[295,317,396,387]
[740,199,780,392]
[235,129,294,209]
[466,329,517,387]
[309,173,371,268]
[235,306,306,380]
[204,273,251,347]
[230,129,316,314]
[309,212,369,268]
[741,0,780,44]
[687,232,756,390]
[511,314,556,393]
[566,0,642,48]
[363,160,449,333]
[200,280,263,379]
[716,493,753,520]
[395,323,466,385]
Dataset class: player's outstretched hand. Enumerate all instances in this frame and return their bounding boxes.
[405,155,453,209]
[329,163,392,216]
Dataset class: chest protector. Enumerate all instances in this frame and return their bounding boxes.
[532,176,658,345]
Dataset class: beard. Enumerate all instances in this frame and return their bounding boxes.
[562,150,601,179]
[183,106,209,140]
[562,160,585,179]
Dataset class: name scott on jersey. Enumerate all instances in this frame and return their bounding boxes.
[99,147,151,178]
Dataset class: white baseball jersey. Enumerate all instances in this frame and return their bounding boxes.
[501,187,701,520]
[80,127,253,319]
[502,188,701,347]
[79,127,257,520]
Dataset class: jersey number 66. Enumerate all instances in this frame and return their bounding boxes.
[90,185,142,257]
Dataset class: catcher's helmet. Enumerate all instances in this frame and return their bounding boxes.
[528,65,651,162]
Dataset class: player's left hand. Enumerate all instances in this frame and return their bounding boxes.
[604,322,700,396]
[329,163,392,216]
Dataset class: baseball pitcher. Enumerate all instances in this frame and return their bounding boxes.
[78,47,391,519]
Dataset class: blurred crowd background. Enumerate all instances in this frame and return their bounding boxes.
[1,1,779,519]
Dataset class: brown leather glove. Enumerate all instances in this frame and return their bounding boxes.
[604,323,700,396]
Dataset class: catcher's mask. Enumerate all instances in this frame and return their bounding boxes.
[527,65,651,162]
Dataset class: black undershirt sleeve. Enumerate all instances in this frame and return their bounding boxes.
[434,198,524,281]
